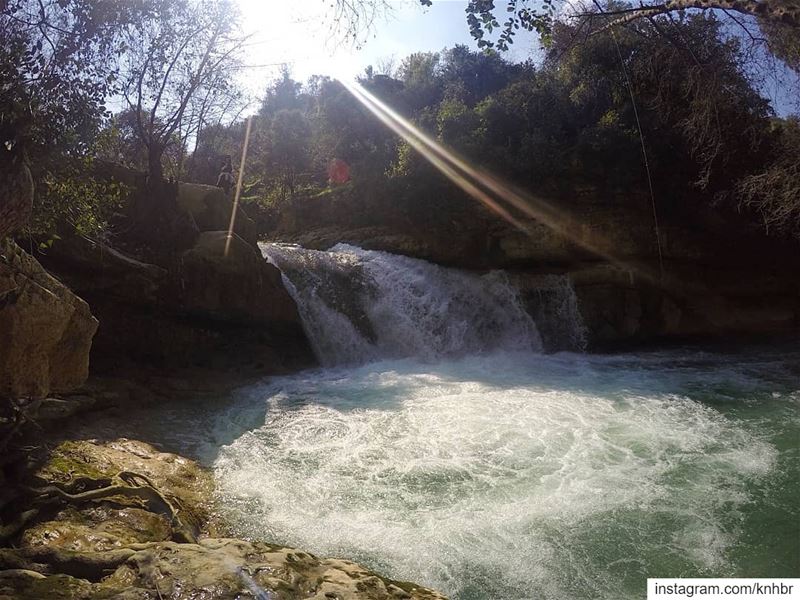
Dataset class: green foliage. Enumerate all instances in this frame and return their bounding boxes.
[737,117,800,239]
[1,0,155,239]
[267,109,313,198]
[189,16,797,242]
[260,66,305,118]
[26,157,128,239]
[1,0,140,156]
[460,0,554,51]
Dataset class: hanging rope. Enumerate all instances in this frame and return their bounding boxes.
[610,29,666,281]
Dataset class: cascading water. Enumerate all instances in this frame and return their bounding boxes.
[156,244,798,600]
[261,243,586,365]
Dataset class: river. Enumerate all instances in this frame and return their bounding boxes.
[100,244,800,599]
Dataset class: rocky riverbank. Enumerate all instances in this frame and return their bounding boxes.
[0,429,445,599]
[2,161,796,598]
[0,175,446,599]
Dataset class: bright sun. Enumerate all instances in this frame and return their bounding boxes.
[234,0,379,88]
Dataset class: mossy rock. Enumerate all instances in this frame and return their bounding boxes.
[3,440,446,599]
[31,439,223,541]
[0,571,92,600]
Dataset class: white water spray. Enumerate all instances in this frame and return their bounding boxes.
[261,243,584,365]
[200,245,798,600]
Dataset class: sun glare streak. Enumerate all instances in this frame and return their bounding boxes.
[344,82,530,232]
[340,78,663,283]
[226,115,253,258]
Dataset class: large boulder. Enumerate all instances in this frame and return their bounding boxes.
[176,231,301,325]
[0,239,97,398]
[36,233,313,374]
[176,183,258,246]
[565,263,800,348]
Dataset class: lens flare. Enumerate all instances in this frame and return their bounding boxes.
[339,78,662,283]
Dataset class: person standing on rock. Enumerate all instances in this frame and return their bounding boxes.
[216,155,235,195]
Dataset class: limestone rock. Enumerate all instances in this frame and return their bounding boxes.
[0,539,447,599]
[177,231,301,325]
[0,438,446,599]
[177,183,258,246]
[33,396,96,422]
[567,263,799,347]
[23,439,221,548]
[100,538,446,600]
[37,233,314,374]
[0,239,98,398]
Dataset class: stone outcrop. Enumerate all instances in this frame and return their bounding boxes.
[37,233,313,374]
[176,231,299,325]
[0,438,446,600]
[567,263,799,347]
[176,183,258,246]
[0,239,98,398]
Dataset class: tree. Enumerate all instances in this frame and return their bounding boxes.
[259,66,305,118]
[266,109,313,199]
[435,0,799,51]
[1,0,149,238]
[737,117,800,239]
[118,0,246,182]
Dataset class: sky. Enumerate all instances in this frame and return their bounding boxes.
[234,0,796,117]
[234,0,540,95]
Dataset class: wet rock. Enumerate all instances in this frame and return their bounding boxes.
[0,570,92,600]
[34,397,96,422]
[0,539,447,600]
[37,232,314,375]
[566,263,799,347]
[100,539,447,600]
[0,439,447,599]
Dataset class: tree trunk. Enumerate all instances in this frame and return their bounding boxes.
[147,144,164,185]
[0,156,34,240]
[596,0,800,33]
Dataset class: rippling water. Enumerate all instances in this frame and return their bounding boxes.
[204,348,799,599]
[76,241,798,598]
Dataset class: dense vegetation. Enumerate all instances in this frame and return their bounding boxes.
[193,13,800,241]
[2,0,799,244]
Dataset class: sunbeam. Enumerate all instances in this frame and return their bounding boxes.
[340,78,664,284]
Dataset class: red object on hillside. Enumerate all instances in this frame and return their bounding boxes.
[327,158,351,184]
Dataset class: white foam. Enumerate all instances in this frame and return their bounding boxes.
[213,352,779,599]
[261,243,548,365]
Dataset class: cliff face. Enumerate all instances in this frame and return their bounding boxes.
[266,185,800,348]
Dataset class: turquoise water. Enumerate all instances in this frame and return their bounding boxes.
[208,347,800,599]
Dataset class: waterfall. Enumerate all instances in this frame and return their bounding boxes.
[261,243,585,366]
[515,274,588,352]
